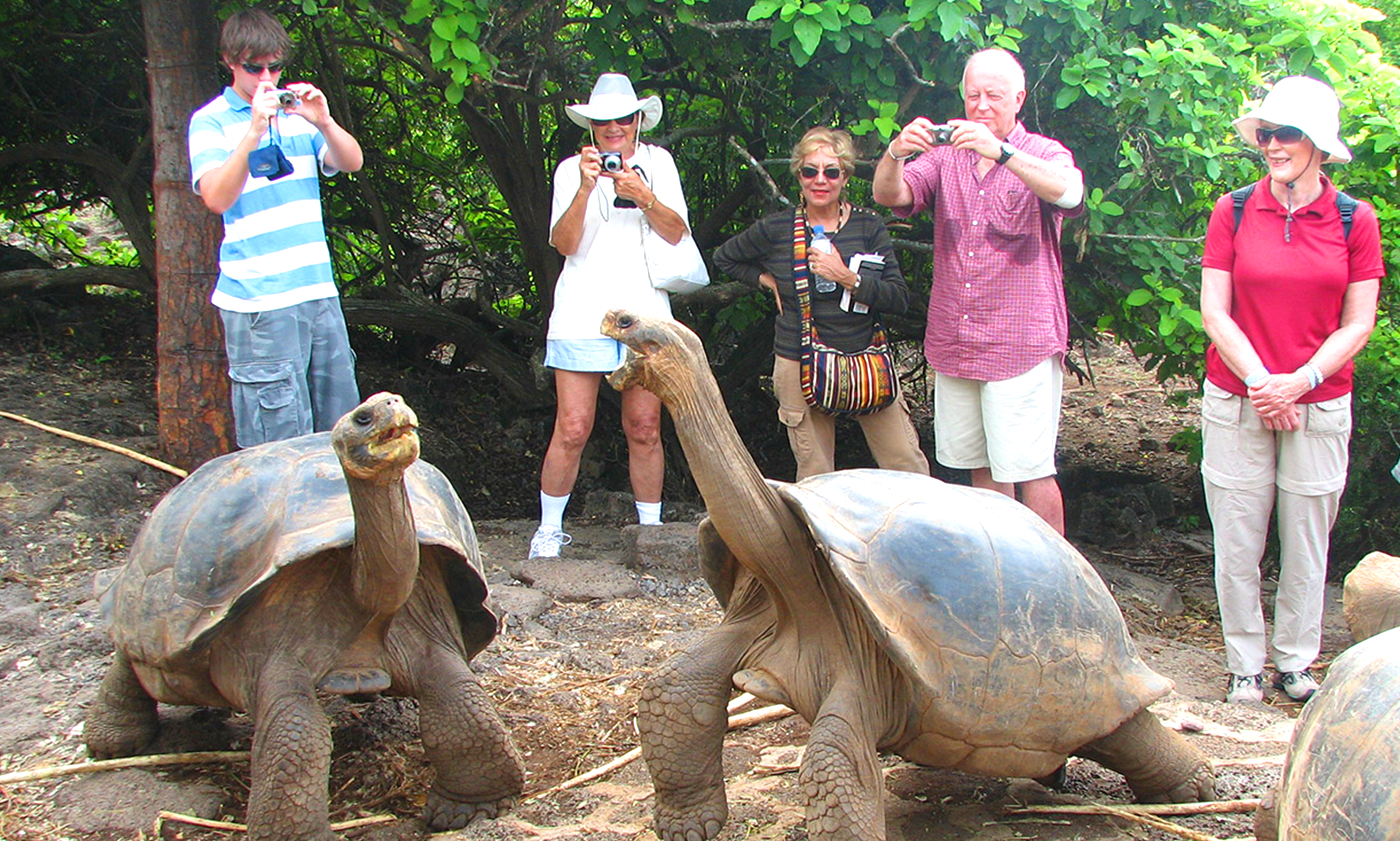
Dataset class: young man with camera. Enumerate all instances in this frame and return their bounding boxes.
[188,8,364,448]
[873,48,1084,534]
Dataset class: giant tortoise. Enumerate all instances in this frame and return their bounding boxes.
[601,312,1215,841]
[85,393,524,841]
[1255,625,1400,841]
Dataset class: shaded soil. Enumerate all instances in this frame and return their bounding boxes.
[0,292,1357,841]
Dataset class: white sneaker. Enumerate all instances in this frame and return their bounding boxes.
[1225,673,1264,704]
[528,526,571,559]
[1273,670,1320,702]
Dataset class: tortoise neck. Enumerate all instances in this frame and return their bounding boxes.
[659,364,816,590]
[344,471,418,615]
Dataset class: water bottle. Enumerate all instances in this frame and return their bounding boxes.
[810,225,837,293]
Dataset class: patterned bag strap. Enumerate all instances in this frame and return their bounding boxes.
[791,205,815,353]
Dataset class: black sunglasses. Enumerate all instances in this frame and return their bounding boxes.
[590,112,638,126]
[1256,125,1306,146]
[241,61,285,75]
[799,165,844,180]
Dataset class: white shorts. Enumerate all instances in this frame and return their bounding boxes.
[933,356,1062,483]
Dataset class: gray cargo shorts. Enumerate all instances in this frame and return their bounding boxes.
[219,297,360,448]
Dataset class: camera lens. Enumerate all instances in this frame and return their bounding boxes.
[277,91,297,108]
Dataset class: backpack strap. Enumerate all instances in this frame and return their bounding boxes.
[1335,190,1358,240]
[1231,183,1256,232]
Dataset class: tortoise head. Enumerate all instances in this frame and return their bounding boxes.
[600,310,708,402]
[331,392,420,483]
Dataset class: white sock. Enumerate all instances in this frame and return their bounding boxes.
[636,500,662,525]
[540,491,570,532]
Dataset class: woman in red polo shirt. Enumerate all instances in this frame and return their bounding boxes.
[1199,76,1384,705]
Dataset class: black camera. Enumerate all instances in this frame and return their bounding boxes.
[929,123,955,145]
[248,144,294,180]
[273,89,299,109]
[600,151,624,172]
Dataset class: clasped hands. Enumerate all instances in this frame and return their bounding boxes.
[1248,372,1314,431]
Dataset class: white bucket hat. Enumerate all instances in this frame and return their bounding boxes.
[1232,76,1351,163]
[564,73,663,132]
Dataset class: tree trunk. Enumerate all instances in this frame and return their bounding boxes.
[141,0,232,469]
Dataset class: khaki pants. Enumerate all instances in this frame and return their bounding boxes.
[1201,381,1351,675]
[772,355,930,481]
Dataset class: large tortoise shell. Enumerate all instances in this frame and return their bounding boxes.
[103,432,494,670]
[772,470,1172,763]
[1273,626,1400,840]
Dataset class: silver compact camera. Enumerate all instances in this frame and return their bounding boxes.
[929,123,955,145]
[600,151,624,172]
[273,89,300,109]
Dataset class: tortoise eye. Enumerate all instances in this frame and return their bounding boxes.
[354,411,373,425]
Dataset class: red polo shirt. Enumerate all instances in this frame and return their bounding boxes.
[1202,174,1384,402]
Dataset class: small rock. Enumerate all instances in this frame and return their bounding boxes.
[491,584,554,621]
[513,558,641,602]
[622,522,700,576]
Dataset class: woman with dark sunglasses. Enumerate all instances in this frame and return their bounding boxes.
[1200,77,1383,705]
[530,73,694,559]
[714,127,929,480]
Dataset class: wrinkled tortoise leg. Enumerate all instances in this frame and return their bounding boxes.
[246,662,337,841]
[798,680,886,841]
[639,620,762,841]
[411,646,525,830]
[1075,709,1216,803]
[86,649,159,759]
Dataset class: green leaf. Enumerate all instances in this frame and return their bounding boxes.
[1125,289,1153,307]
[445,81,464,104]
[848,4,873,24]
[1098,200,1124,216]
[748,0,783,19]
[1055,86,1082,109]
[432,15,458,40]
[908,0,940,23]
[793,16,823,55]
[937,4,965,40]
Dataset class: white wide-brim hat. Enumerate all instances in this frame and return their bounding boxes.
[1232,76,1351,163]
[565,73,663,133]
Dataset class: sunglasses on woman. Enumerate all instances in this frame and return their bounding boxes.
[1255,125,1306,146]
[590,112,638,126]
[799,165,844,180]
[241,61,285,75]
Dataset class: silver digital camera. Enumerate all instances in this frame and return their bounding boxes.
[600,151,624,172]
[929,123,955,145]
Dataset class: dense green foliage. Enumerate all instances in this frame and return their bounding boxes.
[2,0,1398,567]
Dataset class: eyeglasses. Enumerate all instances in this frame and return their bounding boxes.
[799,165,844,180]
[1255,125,1306,146]
[590,112,638,126]
[241,61,284,75]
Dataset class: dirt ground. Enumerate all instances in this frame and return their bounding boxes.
[0,293,1359,841]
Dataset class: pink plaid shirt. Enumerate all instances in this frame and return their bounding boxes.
[895,123,1082,381]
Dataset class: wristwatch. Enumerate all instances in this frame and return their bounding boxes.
[997,141,1018,165]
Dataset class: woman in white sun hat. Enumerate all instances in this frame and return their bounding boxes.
[529,72,694,559]
[1200,76,1384,705]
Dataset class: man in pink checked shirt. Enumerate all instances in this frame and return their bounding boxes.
[873,48,1085,534]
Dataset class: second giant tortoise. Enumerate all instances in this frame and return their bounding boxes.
[85,393,524,841]
[602,311,1215,841]
[1255,625,1400,841]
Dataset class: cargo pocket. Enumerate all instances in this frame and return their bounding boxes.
[228,361,303,447]
[777,404,815,463]
[1305,394,1352,439]
[1201,380,1241,430]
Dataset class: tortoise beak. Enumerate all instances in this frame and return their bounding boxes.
[602,309,654,392]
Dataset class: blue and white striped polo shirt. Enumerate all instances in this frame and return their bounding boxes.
[188,87,340,313]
